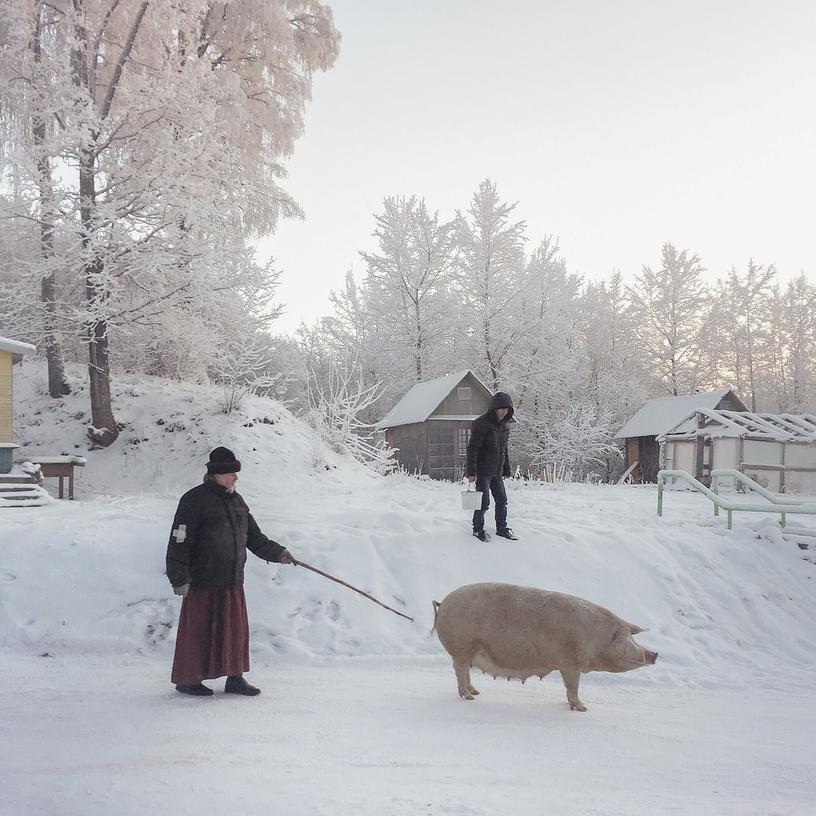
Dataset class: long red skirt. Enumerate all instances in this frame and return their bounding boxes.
[171,586,250,686]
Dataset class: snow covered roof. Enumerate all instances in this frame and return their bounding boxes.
[376,370,491,429]
[0,336,36,360]
[613,389,746,439]
[662,409,816,442]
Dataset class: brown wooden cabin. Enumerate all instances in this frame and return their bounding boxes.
[376,370,494,480]
[613,389,748,483]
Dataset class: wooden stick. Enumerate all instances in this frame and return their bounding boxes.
[292,559,414,622]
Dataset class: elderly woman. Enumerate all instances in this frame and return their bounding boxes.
[166,446,296,697]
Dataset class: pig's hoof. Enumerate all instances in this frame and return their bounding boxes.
[569,701,587,712]
[459,690,476,700]
[468,685,480,696]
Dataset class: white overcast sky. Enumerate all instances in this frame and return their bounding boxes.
[257,0,816,333]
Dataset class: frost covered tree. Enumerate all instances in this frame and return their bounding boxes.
[0,223,42,340]
[628,243,712,396]
[712,261,776,411]
[451,180,526,390]
[361,196,455,384]
[509,237,581,407]
[297,270,386,420]
[211,324,284,414]
[577,271,650,477]
[204,264,287,413]
[580,272,651,417]
[766,273,816,412]
[0,1,74,396]
[523,403,621,480]
[503,238,590,474]
[0,0,340,444]
[322,271,370,360]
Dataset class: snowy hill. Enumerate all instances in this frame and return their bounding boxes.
[2,361,815,815]
[4,360,815,679]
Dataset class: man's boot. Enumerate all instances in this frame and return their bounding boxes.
[225,675,261,696]
[175,683,213,696]
[496,528,518,540]
[472,529,490,542]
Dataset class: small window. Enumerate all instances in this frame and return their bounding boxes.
[457,387,472,402]
[457,428,471,456]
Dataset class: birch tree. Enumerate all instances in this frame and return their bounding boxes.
[0,0,340,444]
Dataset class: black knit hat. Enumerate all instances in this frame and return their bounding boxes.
[206,446,241,475]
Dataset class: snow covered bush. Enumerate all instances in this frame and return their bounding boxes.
[211,328,287,414]
[518,403,621,480]
[306,361,396,474]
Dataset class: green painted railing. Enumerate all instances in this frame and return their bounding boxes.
[657,469,816,530]
[710,468,812,528]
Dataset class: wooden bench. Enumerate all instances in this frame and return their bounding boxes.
[25,456,87,500]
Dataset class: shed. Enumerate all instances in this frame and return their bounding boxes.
[0,336,36,473]
[377,370,494,480]
[613,389,748,482]
[661,409,816,493]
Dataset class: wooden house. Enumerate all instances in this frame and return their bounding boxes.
[661,409,816,493]
[0,336,36,473]
[376,370,494,480]
[614,389,748,483]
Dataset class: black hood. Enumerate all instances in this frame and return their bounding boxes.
[490,392,514,422]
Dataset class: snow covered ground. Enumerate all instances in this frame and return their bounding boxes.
[3,654,814,816]
[2,363,815,815]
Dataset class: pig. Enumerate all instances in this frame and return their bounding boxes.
[432,582,657,711]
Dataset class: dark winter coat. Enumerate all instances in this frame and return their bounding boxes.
[166,479,286,589]
[466,392,515,479]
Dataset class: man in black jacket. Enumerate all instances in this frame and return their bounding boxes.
[466,392,518,541]
[166,446,296,697]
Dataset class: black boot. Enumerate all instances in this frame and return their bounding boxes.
[175,682,213,696]
[225,675,261,696]
[472,529,490,542]
[496,528,518,540]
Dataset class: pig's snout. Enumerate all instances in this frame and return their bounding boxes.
[645,649,658,665]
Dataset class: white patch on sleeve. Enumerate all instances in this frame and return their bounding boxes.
[172,524,187,543]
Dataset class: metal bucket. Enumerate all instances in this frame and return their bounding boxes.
[461,489,483,511]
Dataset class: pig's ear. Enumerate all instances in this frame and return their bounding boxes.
[629,624,648,635]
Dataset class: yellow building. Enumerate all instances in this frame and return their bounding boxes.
[0,336,36,473]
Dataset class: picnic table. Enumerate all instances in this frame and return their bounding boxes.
[25,456,87,500]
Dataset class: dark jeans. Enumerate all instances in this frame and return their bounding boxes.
[472,475,508,532]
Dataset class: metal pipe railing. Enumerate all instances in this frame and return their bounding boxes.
[710,468,809,505]
[709,468,809,527]
[657,469,816,529]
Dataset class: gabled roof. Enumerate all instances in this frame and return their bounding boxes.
[376,370,492,429]
[613,389,747,439]
[0,336,36,361]
[662,409,816,442]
